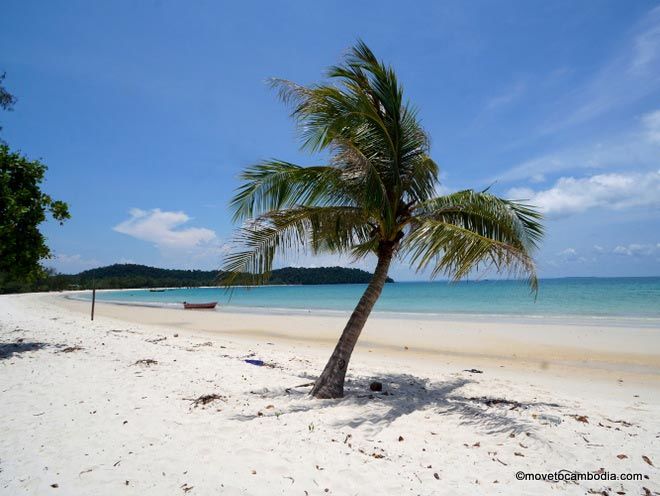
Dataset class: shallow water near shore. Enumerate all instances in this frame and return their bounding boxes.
[75,277,660,320]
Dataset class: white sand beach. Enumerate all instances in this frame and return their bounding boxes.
[1,292,659,495]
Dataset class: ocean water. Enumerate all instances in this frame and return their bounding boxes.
[78,277,660,321]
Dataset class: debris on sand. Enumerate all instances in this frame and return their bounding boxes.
[133,359,158,366]
[570,414,589,423]
[463,368,483,374]
[284,382,315,394]
[605,418,634,427]
[193,342,213,348]
[369,381,383,392]
[187,394,226,408]
[244,359,278,368]
[57,346,83,353]
[465,397,522,409]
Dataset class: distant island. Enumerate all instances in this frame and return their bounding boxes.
[45,264,394,290]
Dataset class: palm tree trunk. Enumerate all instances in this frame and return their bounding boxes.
[311,242,395,399]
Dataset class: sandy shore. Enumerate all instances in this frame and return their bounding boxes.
[1,292,659,495]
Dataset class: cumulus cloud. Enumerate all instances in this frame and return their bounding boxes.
[114,208,217,250]
[507,170,660,218]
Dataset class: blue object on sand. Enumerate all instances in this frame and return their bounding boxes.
[244,359,264,366]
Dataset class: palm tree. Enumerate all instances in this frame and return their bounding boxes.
[222,41,543,399]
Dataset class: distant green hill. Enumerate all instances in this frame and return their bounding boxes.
[45,263,393,290]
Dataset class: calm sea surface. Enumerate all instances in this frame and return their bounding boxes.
[76,277,660,321]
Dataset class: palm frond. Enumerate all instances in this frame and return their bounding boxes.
[229,161,352,222]
[404,190,543,291]
[403,219,539,291]
[221,206,373,285]
[413,190,544,251]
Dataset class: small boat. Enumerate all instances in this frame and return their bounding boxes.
[183,301,218,310]
[149,289,166,292]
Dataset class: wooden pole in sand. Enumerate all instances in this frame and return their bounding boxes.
[91,278,96,321]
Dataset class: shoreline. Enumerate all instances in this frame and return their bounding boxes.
[52,292,660,380]
[64,290,660,328]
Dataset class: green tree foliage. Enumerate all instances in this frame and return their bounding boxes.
[36,263,392,291]
[0,145,70,292]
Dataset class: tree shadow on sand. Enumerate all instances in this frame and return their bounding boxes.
[236,373,562,437]
[0,341,49,360]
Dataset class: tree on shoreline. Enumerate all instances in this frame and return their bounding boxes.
[0,75,70,292]
[222,41,543,398]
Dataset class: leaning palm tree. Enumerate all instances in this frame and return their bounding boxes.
[222,41,543,399]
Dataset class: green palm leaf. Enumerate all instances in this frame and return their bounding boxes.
[404,190,543,290]
[221,206,372,285]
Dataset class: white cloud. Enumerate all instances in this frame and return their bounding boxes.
[643,109,660,144]
[114,208,217,250]
[613,243,660,256]
[507,170,660,218]
[46,253,100,273]
[556,248,586,263]
[113,208,230,269]
[631,6,660,72]
[541,6,660,134]
[496,109,660,183]
[493,7,660,185]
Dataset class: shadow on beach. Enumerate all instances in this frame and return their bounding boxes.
[0,341,49,360]
[235,373,562,437]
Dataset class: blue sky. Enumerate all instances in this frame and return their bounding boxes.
[1,0,659,280]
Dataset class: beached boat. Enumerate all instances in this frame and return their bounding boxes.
[183,301,217,309]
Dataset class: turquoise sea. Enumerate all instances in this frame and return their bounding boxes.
[76,277,660,321]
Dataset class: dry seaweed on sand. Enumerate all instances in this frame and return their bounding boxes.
[192,341,213,348]
[570,414,589,423]
[465,396,523,409]
[57,346,84,353]
[133,359,158,366]
[186,394,226,408]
